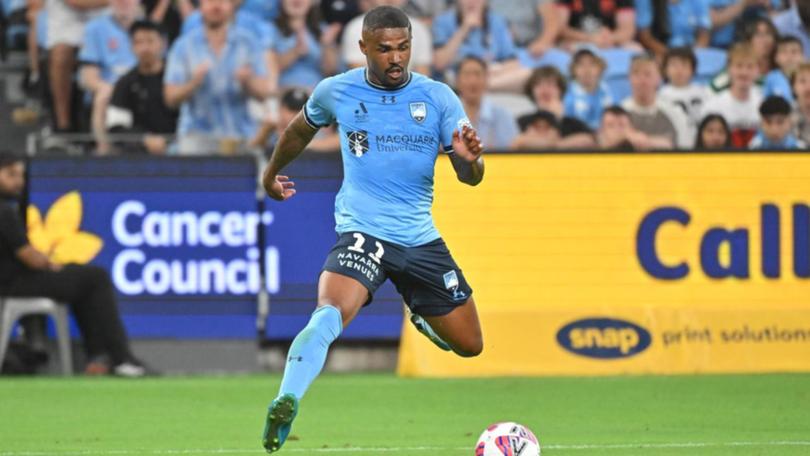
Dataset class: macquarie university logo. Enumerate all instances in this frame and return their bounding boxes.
[409,102,427,123]
[26,191,103,265]
[346,130,370,157]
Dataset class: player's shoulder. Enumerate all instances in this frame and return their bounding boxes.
[409,72,457,103]
[314,68,365,93]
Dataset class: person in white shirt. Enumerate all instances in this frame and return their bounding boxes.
[341,0,432,75]
[701,43,763,148]
[621,54,691,149]
[658,47,711,132]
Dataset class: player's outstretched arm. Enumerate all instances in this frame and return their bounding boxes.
[449,125,485,186]
[262,111,319,201]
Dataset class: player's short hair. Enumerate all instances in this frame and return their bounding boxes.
[0,151,24,169]
[130,19,164,37]
[458,55,488,72]
[517,110,560,133]
[777,34,804,51]
[569,47,606,75]
[791,62,810,88]
[280,87,310,112]
[663,47,697,73]
[602,105,629,119]
[727,43,756,65]
[524,66,567,100]
[362,6,411,34]
[759,95,792,118]
[629,53,659,74]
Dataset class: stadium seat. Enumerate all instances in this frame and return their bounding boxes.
[695,47,728,85]
[0,297,72,375]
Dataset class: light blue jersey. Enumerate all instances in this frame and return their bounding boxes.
[165,25,267,139]
[763,70,794,104]
[749,131,806,150]
[269,23,325,88]
[78,14,136,84]
[303,68,470,247]
[563,81,614,130]
[636,0,710,47]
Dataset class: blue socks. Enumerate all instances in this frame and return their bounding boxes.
[278,305,343,400]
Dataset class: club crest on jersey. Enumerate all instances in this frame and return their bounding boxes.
[346,130,369,157]
[409,102,427,123]
[443,270,466,300]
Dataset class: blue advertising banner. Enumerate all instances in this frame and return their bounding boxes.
[27,156,403,340]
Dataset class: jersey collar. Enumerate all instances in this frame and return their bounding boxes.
[364,69,412,91]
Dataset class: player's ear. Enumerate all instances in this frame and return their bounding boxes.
[359,39,367,56]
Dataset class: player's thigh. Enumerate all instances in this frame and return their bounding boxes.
[423,296,483,357]
[319,232,396,326]
[316,271,370,327]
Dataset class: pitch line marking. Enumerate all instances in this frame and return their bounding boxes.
[2,441,810,455]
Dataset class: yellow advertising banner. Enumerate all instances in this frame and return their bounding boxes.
[397,154,810,377]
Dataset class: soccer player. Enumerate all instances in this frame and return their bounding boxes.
[260,5,485,453]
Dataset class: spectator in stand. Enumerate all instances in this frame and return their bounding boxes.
[269,0,341,89]
[241,0,279,21]
[707,0,765,49]
[402,0,451,25]
[142,0,183,43]
[489,0,561,56]
[659,47,711,132]
[621,54,691,149]
[773,1,810,57]
[164,0,271,155]
[319,0,360,31]
[792,62,810,144]
[455,56,518,150]
[180,0,276,92]
[556,0,640,50]
[250,87,340,153]
[46,0,108,133]
[598,105,672,150]
[432,0,528,91]
[702,44,763,148]
[695,114,732,149]
[763,36,804,103]
[0,153,150,377]
[711,16,777,92]
[106,20,178,155]
[522,66,594,142]
[342,0,432,75]
[635,0,711,60]
[512,109,596,149]
[750,95,806,149]
[79,0,141,154]
[563,47,615,130]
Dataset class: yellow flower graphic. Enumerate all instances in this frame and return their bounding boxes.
[26,191,103,265]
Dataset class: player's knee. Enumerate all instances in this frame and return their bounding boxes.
[454,337,483,358]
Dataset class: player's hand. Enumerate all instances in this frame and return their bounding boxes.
[265,175,297,201]
[452,125,484,163]
[191,63,210,86]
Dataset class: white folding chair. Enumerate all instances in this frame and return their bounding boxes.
[0,297,73,375]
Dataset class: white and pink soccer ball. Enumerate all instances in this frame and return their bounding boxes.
[475,422,541,456]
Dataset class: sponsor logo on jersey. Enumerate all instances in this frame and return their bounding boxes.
[346,130,370,157]
[409,102,427,123]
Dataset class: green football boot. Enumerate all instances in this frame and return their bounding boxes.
[262,393,299,453]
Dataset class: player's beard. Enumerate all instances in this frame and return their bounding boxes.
[385,65,406,85]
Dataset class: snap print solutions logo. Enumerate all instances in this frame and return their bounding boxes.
[26,191,103,265]
[556,317,652,359]
[346,130,369,157]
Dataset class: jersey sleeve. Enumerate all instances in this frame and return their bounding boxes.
[491,14,517,61]
[431,12,455,48]
[78,20,102,65]
[634,0,653,29]
[164,40,190,85]
[303,76,337,128]
[435,83,471,153]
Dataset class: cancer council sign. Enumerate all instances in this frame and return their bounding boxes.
[27,156,402,340]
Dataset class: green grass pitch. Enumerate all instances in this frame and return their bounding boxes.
[1,373,809,455]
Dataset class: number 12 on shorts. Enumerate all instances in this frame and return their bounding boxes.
[347,233,385,264]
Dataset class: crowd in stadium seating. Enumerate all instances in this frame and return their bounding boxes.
[2,0,810,153]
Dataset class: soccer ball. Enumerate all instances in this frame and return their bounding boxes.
[475,422,541,456]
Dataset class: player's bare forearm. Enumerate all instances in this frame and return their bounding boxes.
[450,154,485,186]
[262,111,318,188]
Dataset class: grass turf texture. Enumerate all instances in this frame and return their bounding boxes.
[0,374,808,455]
